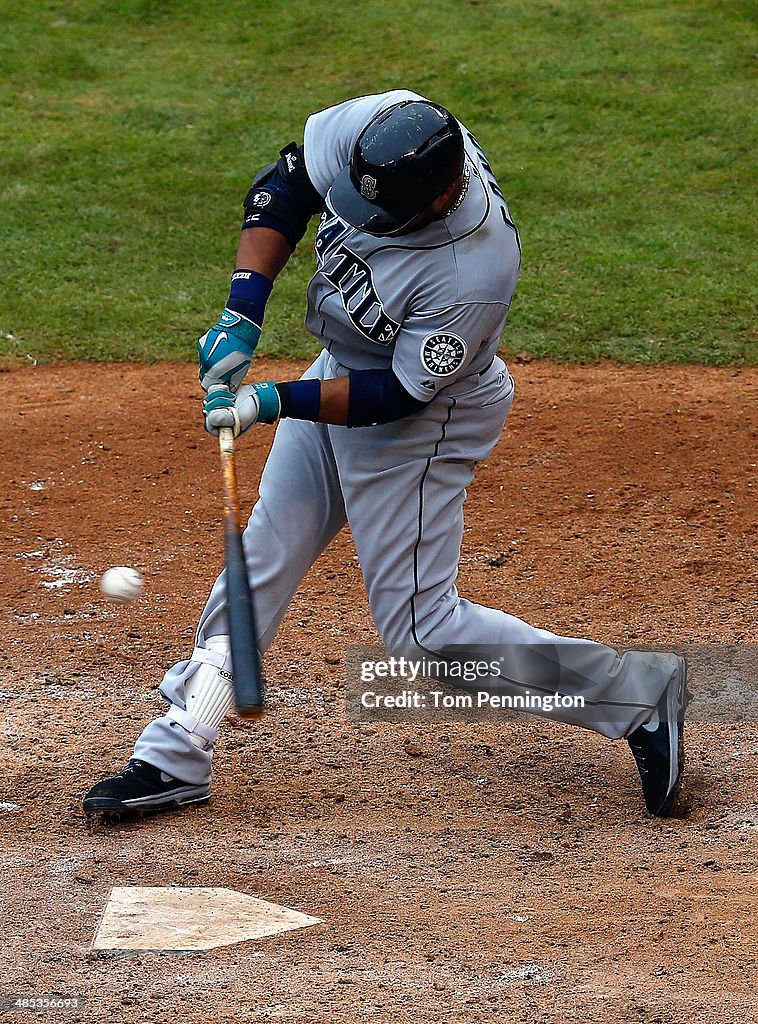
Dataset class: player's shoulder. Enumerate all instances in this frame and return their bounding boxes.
[308,89,424,120]
[304,90,424,145]
[451,137,521,299]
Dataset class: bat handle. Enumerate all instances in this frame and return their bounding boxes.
[219,426,235,455]
[218,427,238,524]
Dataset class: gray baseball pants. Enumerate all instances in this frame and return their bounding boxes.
[133,350,678,784]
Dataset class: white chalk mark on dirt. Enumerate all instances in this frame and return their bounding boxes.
[20,545,97,592]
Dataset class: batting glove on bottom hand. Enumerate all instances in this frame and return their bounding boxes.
[203,382,281,437]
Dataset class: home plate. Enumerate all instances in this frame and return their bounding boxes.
[93,887,321,951]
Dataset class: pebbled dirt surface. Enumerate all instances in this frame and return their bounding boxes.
[1,359,756,1024]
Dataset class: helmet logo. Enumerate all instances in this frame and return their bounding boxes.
[360,175,378,200]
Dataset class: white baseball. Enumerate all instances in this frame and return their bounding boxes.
[100,566,143,604]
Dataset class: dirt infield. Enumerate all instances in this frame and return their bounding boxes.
[1,359,755,1023]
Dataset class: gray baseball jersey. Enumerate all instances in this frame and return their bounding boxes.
[302,90,521,400]
[130,93,681,786]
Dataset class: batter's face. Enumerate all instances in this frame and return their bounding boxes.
[385,172,466,236]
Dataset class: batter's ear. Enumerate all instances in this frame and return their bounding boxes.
[434,174,465,211]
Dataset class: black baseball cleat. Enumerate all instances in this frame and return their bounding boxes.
[82,759,210,815]
[627,656,691,816]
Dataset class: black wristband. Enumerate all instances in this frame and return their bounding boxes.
[227,270,273,325]
[275,379,322,420]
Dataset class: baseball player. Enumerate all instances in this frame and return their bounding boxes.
[84,91,688,819]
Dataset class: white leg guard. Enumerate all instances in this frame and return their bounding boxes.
[165,636,235,749]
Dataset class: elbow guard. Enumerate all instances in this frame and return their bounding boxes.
[242,143,323,249]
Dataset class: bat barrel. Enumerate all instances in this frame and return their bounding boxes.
[218,428,264,715]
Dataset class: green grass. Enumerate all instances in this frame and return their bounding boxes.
[0,0,755,365]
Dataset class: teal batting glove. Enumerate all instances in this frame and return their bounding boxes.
[204,382,281,437]
[203,384,239,436]
[197,308,262,393]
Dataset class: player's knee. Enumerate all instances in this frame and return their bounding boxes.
[375,605,448,657]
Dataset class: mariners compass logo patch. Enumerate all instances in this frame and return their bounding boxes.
[420,333,468,376]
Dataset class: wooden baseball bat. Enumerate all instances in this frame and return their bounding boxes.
[218,426,264,718]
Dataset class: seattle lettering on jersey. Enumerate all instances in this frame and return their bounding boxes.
[315,211,400,346]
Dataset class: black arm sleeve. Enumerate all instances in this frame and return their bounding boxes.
[275,368,426,426]
[346,367,426,427]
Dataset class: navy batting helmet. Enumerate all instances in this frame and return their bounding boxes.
[329,100,465,236]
